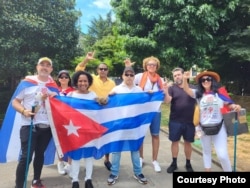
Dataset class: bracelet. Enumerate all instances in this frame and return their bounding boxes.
[21,108,26,115]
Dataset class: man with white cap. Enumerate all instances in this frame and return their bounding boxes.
[12,57,58,188]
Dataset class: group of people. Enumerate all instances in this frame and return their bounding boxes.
[10,53,242,188]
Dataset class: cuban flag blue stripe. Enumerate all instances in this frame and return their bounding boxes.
[53,92,164,160]
[0,79,58,165]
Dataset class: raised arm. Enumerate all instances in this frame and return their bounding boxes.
[163,79,173,103]
[75,51,95,72]
[124,58,136,67]
[183,71,195,98]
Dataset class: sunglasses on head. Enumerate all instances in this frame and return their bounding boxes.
[99,68,108,71]
[124,73,134,77]
[201,77,212,82]
[60,76,69,79]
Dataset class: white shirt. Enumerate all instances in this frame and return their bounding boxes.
[16,78,55,125]
[134,73,163,92]
[199,93,223,125]
[110,82,143,94]
[67,91,97,100]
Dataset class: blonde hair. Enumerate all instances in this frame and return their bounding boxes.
[142,56,160,71]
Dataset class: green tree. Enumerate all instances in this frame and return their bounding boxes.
[75,27,128,77]
[76,12,129,77]
[87,11,114,39]
[92,33,128,77]
[79,11,115,53]
[211,0,250,94]
[0,0,81,89]
[111,0,240,76]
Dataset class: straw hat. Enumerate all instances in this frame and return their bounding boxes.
[195,71,220,83]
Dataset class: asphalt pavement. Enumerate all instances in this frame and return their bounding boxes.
[0,129,222,188]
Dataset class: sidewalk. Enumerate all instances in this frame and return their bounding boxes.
[0,130,222,188]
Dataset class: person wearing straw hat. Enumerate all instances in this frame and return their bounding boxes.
[183,70,241,172]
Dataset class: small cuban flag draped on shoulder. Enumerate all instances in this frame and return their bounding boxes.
[46,91,164,160]
[217,87,234,114]
[0,76,59,165]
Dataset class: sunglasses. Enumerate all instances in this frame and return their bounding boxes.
[124,73,134,77]
[99,68,108,71]
[147,63,157,67]
[60,76,69,79]
[201,77,212,82]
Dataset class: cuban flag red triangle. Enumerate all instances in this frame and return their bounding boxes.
[47,97,107,155]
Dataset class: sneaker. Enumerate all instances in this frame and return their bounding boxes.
[185,164,194,172]
[107,174,118,185]
[133,174,148,184]
[166,163,178,173]
[104,161,112,171]
[57,161,66,175]
[85,179,94,188]
[152,160,161,172]
[64,163,72,178]
[72,181,79,188]
[139,157,144,167]
[31,180,45,188]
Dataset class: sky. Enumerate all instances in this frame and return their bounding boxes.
[76,0,112,33]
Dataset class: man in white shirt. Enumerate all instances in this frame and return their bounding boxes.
[12,57,58,188]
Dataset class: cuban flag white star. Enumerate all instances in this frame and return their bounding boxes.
[64,120,81,137]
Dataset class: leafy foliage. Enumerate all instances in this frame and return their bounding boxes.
[0,0,81,89]
[77,12,129,77]
[210,0,250,94]
[110,0,241,75]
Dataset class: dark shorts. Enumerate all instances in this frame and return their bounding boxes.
[168,121,195,142]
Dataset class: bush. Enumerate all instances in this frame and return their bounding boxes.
[0,90,13,114]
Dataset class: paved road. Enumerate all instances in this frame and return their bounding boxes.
[0,130,222,188]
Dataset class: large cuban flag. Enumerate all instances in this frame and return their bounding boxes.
[0,76,59,164]
[46,91,164,160]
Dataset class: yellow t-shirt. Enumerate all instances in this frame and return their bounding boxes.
[75,64,85,72]
[90,75,116,97]
[75,64,115,97]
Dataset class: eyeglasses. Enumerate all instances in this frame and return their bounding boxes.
[147,63,157,67]
[124,73,134,77]
[201,77,212,83]
[60,76,69,79]
[99,68,108,71]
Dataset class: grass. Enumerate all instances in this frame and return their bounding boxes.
[160,103,250,147]
[247,111,250,123]
[160,103,170,128]
[160,103,250,130]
